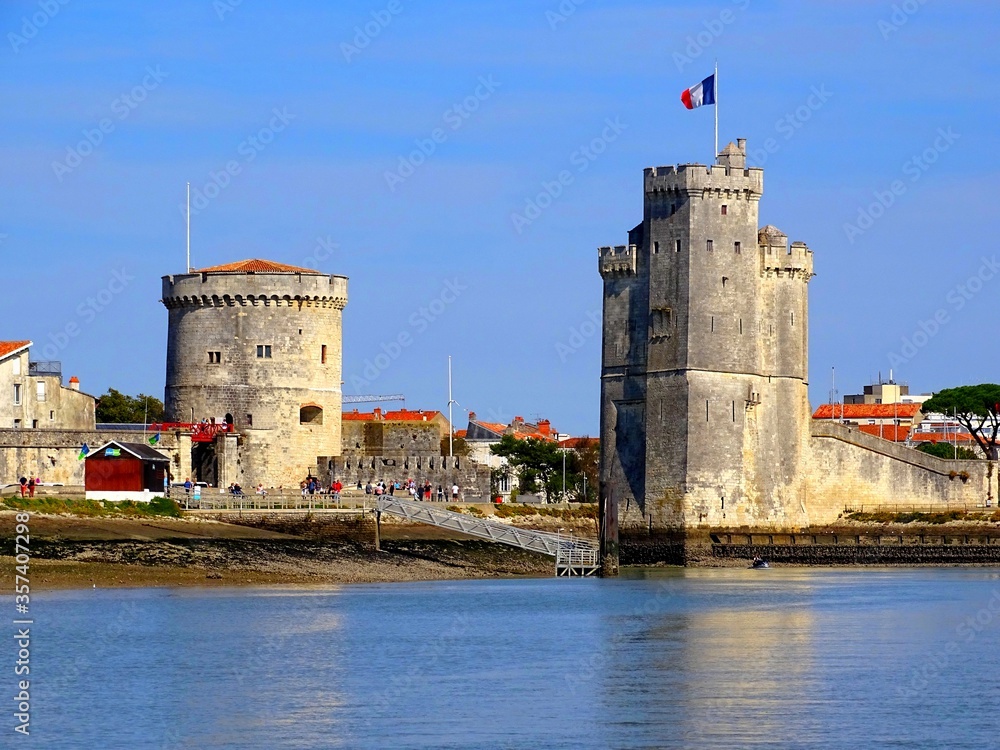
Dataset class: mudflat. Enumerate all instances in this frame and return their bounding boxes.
[0,511,555,589]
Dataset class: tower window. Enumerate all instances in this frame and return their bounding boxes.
[722,277,728,288]
[300,404,324,425]
[706,239,713,252]
[734,241,741,254]
[732,401,736,422]
[653,241,659,254]
[246,413,253,427]
[711,316,715,332]
[256,345,272,359]
[208,351,221,364]
[675,239,681,253]
[706,400,710,422]
[321,345,327,364]
[49,410,54,421]
[791,312,795,326]
[721,204,728,215]
[739,318,743,334]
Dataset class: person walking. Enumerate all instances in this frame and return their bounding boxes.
[18,476,27,498]
[452,483,460,501]
[437,485,444,502]
[27,477,35,498]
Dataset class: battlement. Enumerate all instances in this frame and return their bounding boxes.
[162,271,349,310]
[598,244,638,277]
[760,239,814,279]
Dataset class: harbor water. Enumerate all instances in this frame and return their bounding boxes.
[18,567,1000,749]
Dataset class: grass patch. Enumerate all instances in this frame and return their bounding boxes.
[2,496,183,518]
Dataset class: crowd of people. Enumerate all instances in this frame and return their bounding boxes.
[360,478,460,502]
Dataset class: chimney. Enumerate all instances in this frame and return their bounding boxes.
[538,419,551,435]
[469,411,477,422]
[68,376,80,391]
[373,407,382,420]
[737,138,746,154]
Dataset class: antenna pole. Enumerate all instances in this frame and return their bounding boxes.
[186,182,191,272]
[448,356,454,458]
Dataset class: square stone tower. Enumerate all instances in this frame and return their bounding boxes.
[599,141,814,557]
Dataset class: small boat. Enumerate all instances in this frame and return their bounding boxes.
[750,557,769,569]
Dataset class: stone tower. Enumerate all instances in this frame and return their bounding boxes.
[161,259,348,487]
[599,141,814,557]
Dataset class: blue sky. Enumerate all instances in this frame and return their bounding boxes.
[2,0,997,435]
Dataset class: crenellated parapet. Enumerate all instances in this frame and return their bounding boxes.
[162,269,348,309]
[758,227,814,280]
[644,163,763,200]
[599,244,638,277]
[161,293,348,310]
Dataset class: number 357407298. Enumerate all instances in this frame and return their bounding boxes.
[14,512,30,604]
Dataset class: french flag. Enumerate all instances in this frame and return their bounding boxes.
[680,74,716,109]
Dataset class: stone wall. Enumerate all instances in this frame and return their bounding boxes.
[320,455,491,501]
[0,429,179,486]
[805,421,993,524]
[341,421,440,457]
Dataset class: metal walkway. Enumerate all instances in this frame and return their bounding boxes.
[374,496,599,576]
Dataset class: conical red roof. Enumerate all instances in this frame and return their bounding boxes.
[193,259,321,274]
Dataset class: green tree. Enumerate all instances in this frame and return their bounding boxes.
[440,436,471,457]
[916,442,980,461]
[490,434,566,502]
[921,385,1000,460]
[573,438,600,503]
[95,389,165,423]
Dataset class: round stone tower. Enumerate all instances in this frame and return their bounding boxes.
[161,259,348,487]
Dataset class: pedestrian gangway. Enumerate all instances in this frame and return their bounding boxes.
[373,496,600,576]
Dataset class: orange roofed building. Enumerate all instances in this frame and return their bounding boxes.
[341,407,450,456]
[812,402,923,431]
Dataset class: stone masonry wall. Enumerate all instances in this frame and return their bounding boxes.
[320,455,490,501]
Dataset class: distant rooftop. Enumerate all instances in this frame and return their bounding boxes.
[0,340,31,359]
[192,259,322,274]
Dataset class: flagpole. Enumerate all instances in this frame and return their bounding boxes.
[186,182,191,272]
[714,60,719,160]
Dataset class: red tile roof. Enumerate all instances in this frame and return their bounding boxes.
[910,432,976,444]
[454,429,467,439]
[859,424,911,442]
[343,408,444,422]
[0,340,31,359]
[812,403,922,420]
[193,259,321,274]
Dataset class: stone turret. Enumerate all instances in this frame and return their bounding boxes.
[161,258,348,486]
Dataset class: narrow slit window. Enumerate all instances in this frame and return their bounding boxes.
[734,241,741,254]
[321,344,327,364]
[732,401,736,422]
[739,318,743,335]
[721,204,728,215]
[653,241,659,254]
[791,312,795,327]
[706,239,713,252]
[675,239,681,253]
[711,316,715,332]
[706,400,710,422]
